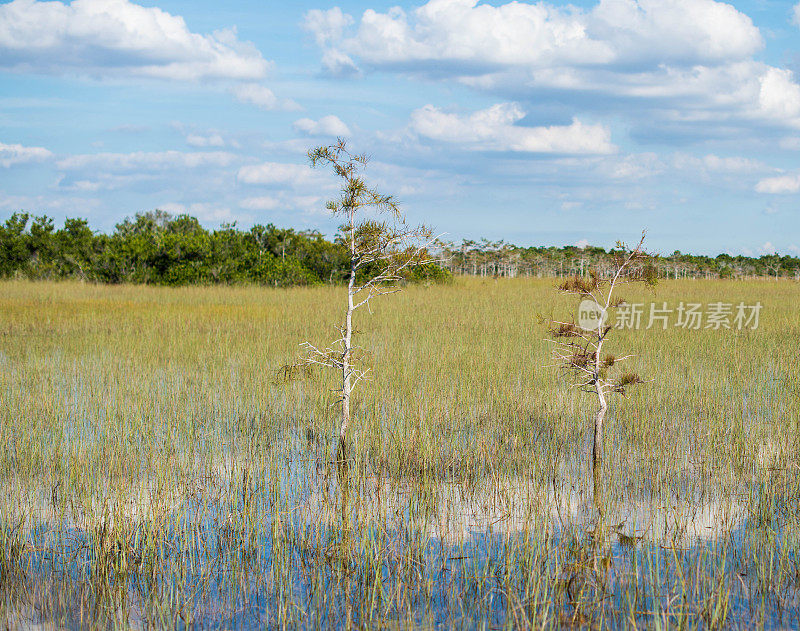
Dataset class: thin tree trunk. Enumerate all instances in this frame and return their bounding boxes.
[341,275,353,444]
[338,219,356,462]
[593,400,606,464]
[592,449,604,520]
[593,316,607,464]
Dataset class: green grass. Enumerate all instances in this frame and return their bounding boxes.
[0,278,798,629]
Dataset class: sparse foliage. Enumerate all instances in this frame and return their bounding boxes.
[291,139,437,457]
[546,232,657,462]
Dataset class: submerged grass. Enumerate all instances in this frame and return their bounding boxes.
[0,278,798,629]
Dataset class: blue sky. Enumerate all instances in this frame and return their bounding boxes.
[1,0,800,255]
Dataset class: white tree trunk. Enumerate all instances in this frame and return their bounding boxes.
[339,269,356,442]
[338,212,357,458]
[593,390,607,464]
[593,311,608,463]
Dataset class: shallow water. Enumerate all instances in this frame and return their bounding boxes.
[2,432,798,630]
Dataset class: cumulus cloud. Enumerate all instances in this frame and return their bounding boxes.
[0,141,53,167]
[302,7,353,48]
[320,48,361,77]
[56,172,155,191]
[758,67,800,121]
[240,194,324,213]
[57,150,238,171]
[186,133,225,148]
[302,8,360,76]
[293,115,351,137]
[0,0,269,81]
[755,173,800,194]
[409,103,615,154]
[232,83,300,110]
[673,153,771,174]
[308,0,760,73]
[237,162,321,187]
[240,196,282,211]
[794,3,800,27]
[306,1,800,132]
[701,154,765,172]
[599,152,662,179]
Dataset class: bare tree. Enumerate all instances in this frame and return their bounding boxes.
[546,232,657,464]
[292,140,435,460]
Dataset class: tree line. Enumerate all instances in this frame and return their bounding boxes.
[3,210,797,286]
[441,239,800,280]
[0,210,448,286]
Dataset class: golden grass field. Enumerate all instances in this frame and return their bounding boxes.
[0,278,798,629]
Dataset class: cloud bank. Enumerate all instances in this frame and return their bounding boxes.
[306,0,800,130]
[293,115,351,137]
[410,103,615,154]
[756,173,800,194]
[0,0,269,81]
[0,141,53,167]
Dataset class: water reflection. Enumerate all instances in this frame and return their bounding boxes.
[0,441,795,629]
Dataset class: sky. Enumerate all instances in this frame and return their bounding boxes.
[1,0,800,256]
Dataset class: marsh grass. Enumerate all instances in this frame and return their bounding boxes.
[0,278,798,629]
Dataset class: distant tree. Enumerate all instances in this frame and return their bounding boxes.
[56,218,95,279]
[0,213,31,277]
[545,232,657,465]
[291,140,435,460]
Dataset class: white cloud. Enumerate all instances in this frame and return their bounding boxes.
[186,133,225,148]
[599,153,662,179]
[575,238,589,248]
[409,103,615,154]
[240,194,324,213]
[789,244,799,255]
[794,3,800,27]
[462,60,800,130]
[701,154,765,172]
[758,241,776,255]
[311,0,760,72]
[0,141,53,167]
[315,0,760,72]
[302,8,360,76]
[56,172,155,191]
[302,7,353,48]
[758,67,800,121]
[673,153,771,174]
[57,150,238,171]
[232,83,300,110]
[240,196,282,211]
[293,115,351,137]
[159,202,250,225]
[589,0,761,63]
[237,161,321,187]
[0,0,269,81]
[320,48,360,77]
[755,173,800,194]
[307,1,800,132]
